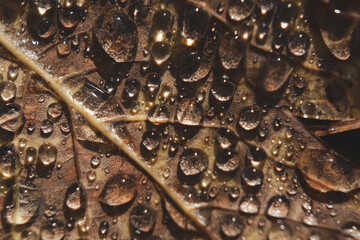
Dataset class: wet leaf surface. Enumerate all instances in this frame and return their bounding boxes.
[0,0,360,239]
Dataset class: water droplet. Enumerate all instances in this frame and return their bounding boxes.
[210,78,235,102]
[220,214,244,238]
[301,101,316,115]
[40,219,65,240]
[40,119,54,135]
[25,147,37,166]
[0,144,16,179]
[60,122,70,134]
[58,2,82,28]
[148,104,170,124]
[57,40,71,57]
[239,195,260,214]
[176,99,204,126]
[47,102,63,120]
[130,205,156,233]
[181,4,210,44]
[228,0,255,22]
[266,195,290,218]
[229,187,240,199]
[152,9,173,30]
[90,155,101,168]
[98,221,109,238]
[7,63,19,81]
[341,222,360,238]
[144,73,161,100]
[122,78,141,105]
[179,148,208,176]
[141,130,161,152]
[215,148,240,172]
[87,170,96,182]
[65,183,85,212]
[3,182,40,227]
[1,82,16,102]
[242,166,263,189]
[288,31,310,57]
[37,142,57,168]
[94,7,138,62]
[219,31,246,69]
[238,106,262,130]
[151,41,171,65]
[99,173,137,206]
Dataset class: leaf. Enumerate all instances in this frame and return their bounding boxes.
[1,0,360,240]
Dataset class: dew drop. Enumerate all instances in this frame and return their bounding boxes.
[129,205,156,233]
[99,173,137,207]
[266,195,290,218]
[179,148,208,176]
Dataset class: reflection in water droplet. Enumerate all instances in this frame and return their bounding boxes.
[266,195,290,218]
[287,31,310,57]
[40,219,65,240]
[151,41,171,65]
[221,214,244,238]
[239,195,260,214]
[216,148,240,172]
[142,130,161,152]
[40,119,54,135]
[0,144,16,179]
[179,148,208,176]
[37,142,57,167]
[65,183,85,212]
[98,221,109,238]
[130,205,156,233]
[228,0,254,22]
[94,8,138,62]
[242,166,263,188]
[238,106,262,130]
[47,102,63,120]
[1,82,16,102]
[25,147,37,166]
[7,63,19,81]
[99,173,137,206]
[177,99,204,126]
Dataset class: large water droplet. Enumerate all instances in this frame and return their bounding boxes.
[287,31,310,57]
[1,82,16,102]
[239,195,260,214]
[129,205,156,233]
[144,73,161,100]
[40,119,54,135]
[241,166,263,189]
[219,31,246,69]
[176,99,204,126]
[238,106,262,130]
[47,102,63,120]
[181,4,209,44]
[37,142,57,168]
[122,78,141,105]
[179,148,208,176]
[266,195,290,218]
[40,219,65,240]
[210,77,235,102]
[220,214,244,238]
[2,182,40,227]
[228,0,255,22]
[94,7,138,62]
[65,183,85,212]
[151,41,171,65]
[141,130,161,152]
[215,148,240,172]
[99,173,137,207]
[0,144,16,179]
[152,9,173,30]
[98,221,109,238]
